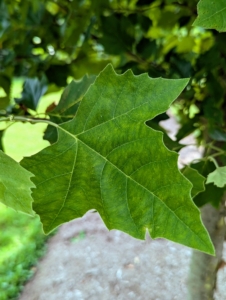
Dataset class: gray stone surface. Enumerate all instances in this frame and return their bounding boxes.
[19,213,192,300]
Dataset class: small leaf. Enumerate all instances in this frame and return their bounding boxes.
[22,64,214,254]
[0,151,35,215]
[206,167,226,188]
[44,75,96,143]
[193,0,226,32]
[181,166,205,198]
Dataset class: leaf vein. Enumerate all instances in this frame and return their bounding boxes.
[36,171,73,187]
[46,140,77,230]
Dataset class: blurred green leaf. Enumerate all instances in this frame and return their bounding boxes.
[206,166,226,188]
[181,166,205,197]
[100,15,135,55]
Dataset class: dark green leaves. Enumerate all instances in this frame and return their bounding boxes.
[22,65,214,254]
[15,76,48,111]
[194,0,226,32]
[100,15,135,55]
[0,151,34,215]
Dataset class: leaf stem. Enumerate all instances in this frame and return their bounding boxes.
[207,143,226,153]
[208,156,220,169]
[0,115,59,128]
[210,151,225,158]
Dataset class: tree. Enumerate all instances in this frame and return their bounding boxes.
[1,0,226,298]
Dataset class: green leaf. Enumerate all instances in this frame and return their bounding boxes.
[209,129,226,142]
[181,166,205,198]
[206,166,226,188]
[191,160,225,208]
[44,75,96,143]
[0,151,35,215]
[193,0,226,32]
[21,65,214,254]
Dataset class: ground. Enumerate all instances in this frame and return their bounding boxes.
[19,213,191,300]
[18,212,226,300]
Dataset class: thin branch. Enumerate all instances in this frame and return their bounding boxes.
[208,156,220,168]
[0,116,58,128]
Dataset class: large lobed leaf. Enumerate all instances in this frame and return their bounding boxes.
[21,65,214,254]
[0,151,34,215]
[194,0,226,32]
